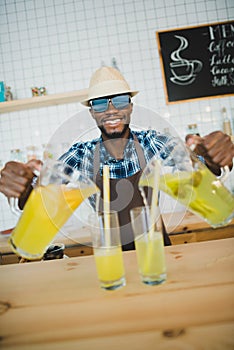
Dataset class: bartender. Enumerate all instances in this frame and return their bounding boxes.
[0,66,234,250]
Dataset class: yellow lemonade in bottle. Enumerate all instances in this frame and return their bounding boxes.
[9,183,98,259]
[135,232,166,283]
[140,167,234,227]
[94,246,125,287]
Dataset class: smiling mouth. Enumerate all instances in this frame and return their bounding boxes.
[103,118,123,126]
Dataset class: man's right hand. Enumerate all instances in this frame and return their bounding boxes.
[0,159,42,199]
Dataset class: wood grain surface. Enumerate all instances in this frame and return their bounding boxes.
[0,238,233,349]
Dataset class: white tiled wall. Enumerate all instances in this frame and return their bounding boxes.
[0,0,234,230]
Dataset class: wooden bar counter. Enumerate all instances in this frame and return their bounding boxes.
[0,238,233,349]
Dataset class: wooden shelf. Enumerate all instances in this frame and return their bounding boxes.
[0,89,88,113]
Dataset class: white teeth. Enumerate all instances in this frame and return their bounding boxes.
[105,119,121,124]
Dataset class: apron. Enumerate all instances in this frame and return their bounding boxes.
[93,135,171,250]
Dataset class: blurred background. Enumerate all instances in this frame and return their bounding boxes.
[0,0,233,231]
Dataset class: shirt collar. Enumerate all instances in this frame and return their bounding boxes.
[99,130,135,162]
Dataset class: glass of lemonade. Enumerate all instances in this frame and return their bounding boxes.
[9,160,99,260]
[139,138,234,228]
[89,211,126,290]
[130,206,167,285]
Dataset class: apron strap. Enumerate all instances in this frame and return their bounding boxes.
[93,142,100,183]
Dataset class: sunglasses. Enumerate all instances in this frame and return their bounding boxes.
[90,94,131,113]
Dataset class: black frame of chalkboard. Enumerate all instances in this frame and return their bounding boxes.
[156,21,234,104]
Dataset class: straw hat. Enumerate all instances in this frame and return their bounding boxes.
[81,66,138,106]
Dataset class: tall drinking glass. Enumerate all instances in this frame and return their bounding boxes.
[89,211,126,290]
[9,160,99,260]
[130,206,167,285]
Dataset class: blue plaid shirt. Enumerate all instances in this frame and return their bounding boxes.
[59,129,172,180]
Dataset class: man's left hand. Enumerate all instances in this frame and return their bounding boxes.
[186,131,234,174]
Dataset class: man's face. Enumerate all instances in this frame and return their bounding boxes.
[89,94,133,139]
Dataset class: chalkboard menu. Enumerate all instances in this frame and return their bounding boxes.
[156,21,234,103]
